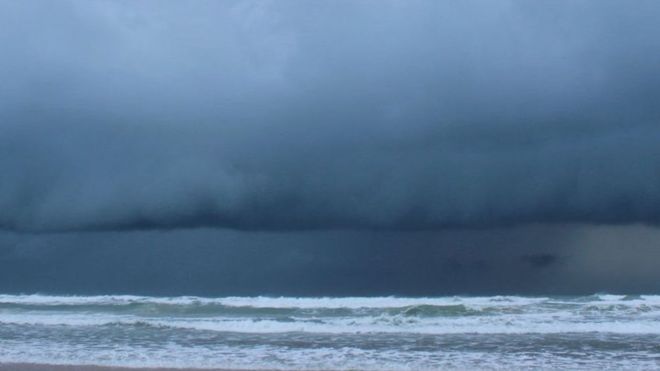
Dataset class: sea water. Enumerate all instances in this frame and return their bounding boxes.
[0,294,659,370]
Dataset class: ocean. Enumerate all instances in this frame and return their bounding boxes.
[0,294,659,370]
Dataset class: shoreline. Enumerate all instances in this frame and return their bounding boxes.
[0,364,264,371]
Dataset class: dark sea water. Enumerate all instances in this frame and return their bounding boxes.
[0,294,659,370]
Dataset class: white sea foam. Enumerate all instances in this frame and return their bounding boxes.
[1,300,659,334]
[1,294,659,370]
[0,294,546,307]
[2,293,659,308]
[0,339,658,371]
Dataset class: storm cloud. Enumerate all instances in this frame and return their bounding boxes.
[1,0,660,232]
[2,225,659,296]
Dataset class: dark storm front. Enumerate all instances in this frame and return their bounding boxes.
[2,1,660,370]
[2,227,659,297]
[0,294,659,369]
[3,3,660,237]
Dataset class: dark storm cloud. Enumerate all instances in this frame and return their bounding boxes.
[521,253,558,269]
[1,0,660,232]
[1,225,659,295]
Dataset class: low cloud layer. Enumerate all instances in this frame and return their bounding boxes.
[1,225,659,295]
[1,1,660,232]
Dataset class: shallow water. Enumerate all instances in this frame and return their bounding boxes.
[0,294,659,369]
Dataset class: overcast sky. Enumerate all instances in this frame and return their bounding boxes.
[1,1,659,294]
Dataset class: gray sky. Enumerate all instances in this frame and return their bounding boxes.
[1,1,659,294]
[2,0,660,232]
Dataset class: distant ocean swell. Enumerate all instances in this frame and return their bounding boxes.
[0,294,659,369]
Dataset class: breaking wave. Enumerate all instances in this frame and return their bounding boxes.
[1,294,659,369]
[1,294,659,334]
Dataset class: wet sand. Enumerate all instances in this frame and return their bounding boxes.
[0,364,255,371]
